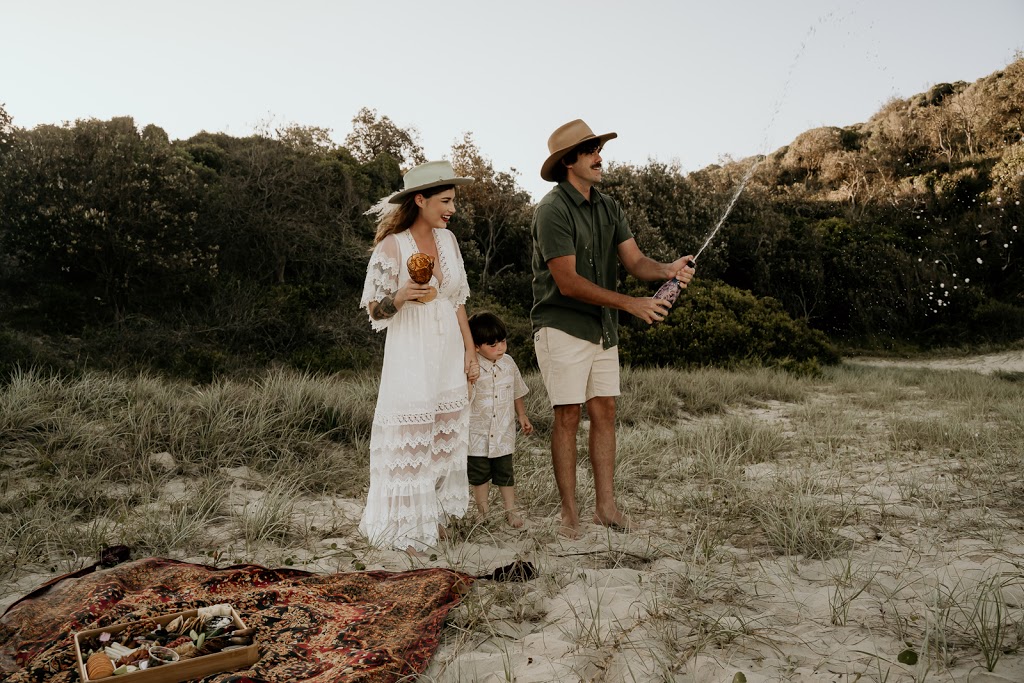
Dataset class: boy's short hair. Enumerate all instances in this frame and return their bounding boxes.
[468,311,508,346]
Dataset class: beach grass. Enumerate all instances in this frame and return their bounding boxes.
[2,361,1023,681]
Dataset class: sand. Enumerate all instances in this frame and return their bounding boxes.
[4,353,1023,682]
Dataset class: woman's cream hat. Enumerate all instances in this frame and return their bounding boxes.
[540,119,618,182]
[388,160,474,203]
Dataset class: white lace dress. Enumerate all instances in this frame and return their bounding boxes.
[358,228,471,551]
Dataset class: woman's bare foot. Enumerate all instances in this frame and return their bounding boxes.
[405,545,427,558]
[437,524,449,541]
[505,510,524,529]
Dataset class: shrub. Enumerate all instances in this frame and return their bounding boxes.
[968,299,1024,343]
[619,281,839,370]
[0,326,73,380]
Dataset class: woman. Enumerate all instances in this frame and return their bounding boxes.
[359,160,480,554]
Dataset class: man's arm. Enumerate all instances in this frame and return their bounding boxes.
[547,255,670,324]
[617,238,695,284]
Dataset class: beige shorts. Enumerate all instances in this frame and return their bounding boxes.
[534,327,620,406]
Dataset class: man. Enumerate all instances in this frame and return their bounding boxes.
[531,119,695,538]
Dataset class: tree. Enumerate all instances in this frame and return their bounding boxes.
[344,107,426,168]
[189,130,367,287]
[0,102,12,151]
[0,117,216,322]
[449,133,532,289]
[274,123,336,154]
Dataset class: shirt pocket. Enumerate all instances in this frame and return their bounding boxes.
[497,380,515,408]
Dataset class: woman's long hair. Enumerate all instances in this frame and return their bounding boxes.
[372,184,455,245]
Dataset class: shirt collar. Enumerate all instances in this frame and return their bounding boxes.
[476,353,505,372]
[557,180,604,206]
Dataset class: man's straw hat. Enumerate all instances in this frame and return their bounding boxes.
[540,119,618,182]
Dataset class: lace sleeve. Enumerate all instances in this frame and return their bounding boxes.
[360,236,401,331]
[448,230,471,308]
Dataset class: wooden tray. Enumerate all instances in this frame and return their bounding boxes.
[73,606,259,683]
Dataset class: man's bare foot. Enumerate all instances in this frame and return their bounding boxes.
[593,511,633,531]
[505,510,524,529]
[559,513,581,539]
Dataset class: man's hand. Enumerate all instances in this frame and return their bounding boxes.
[626,296,672,325]
[666,256,696,286]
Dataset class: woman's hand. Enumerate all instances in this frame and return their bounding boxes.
[465,350,480,384]
[398,281,433,304]
[369,281,434,320]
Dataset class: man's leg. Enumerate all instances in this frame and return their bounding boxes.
[552,403,582,538]
[586,395,628,527]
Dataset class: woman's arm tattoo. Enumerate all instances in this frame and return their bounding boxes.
[371,295,398,320]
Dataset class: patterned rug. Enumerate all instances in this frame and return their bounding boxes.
[0,558,472,682]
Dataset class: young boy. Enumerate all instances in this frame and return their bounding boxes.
[467,311,533,527]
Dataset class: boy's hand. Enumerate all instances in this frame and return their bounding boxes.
[518,414,534,435]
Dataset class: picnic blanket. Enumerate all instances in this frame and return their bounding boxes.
[0,557,472,682]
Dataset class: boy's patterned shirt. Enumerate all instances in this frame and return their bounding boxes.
[469,353,529,458]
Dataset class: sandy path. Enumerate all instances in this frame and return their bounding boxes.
[845,349,1024,375]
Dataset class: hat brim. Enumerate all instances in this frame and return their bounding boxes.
[388,176,474,204]
[540,132,618,182]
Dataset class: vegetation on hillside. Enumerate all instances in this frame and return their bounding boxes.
[1,58,1022,380]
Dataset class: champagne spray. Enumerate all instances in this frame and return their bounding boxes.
[653,158,762,304]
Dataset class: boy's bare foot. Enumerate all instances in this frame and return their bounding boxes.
[506,510,524,529]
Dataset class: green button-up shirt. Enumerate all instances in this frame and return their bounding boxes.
[531,181,634,349]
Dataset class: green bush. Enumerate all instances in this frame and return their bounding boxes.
[619,281,839,370]
[968,299,1024,343]
[0,326,74,380]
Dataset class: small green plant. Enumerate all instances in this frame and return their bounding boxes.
[960,575,1012,672]
[752,475,853,559]
[827,554,878,626]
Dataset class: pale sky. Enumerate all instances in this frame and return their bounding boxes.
[3,0,1022,201]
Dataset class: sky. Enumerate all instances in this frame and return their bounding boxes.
[3,0,1023,202]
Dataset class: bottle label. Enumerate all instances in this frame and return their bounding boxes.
[653,279,680,304]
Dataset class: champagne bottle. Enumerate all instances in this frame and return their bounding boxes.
[653,278,682,304]
[653,259,695,306]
